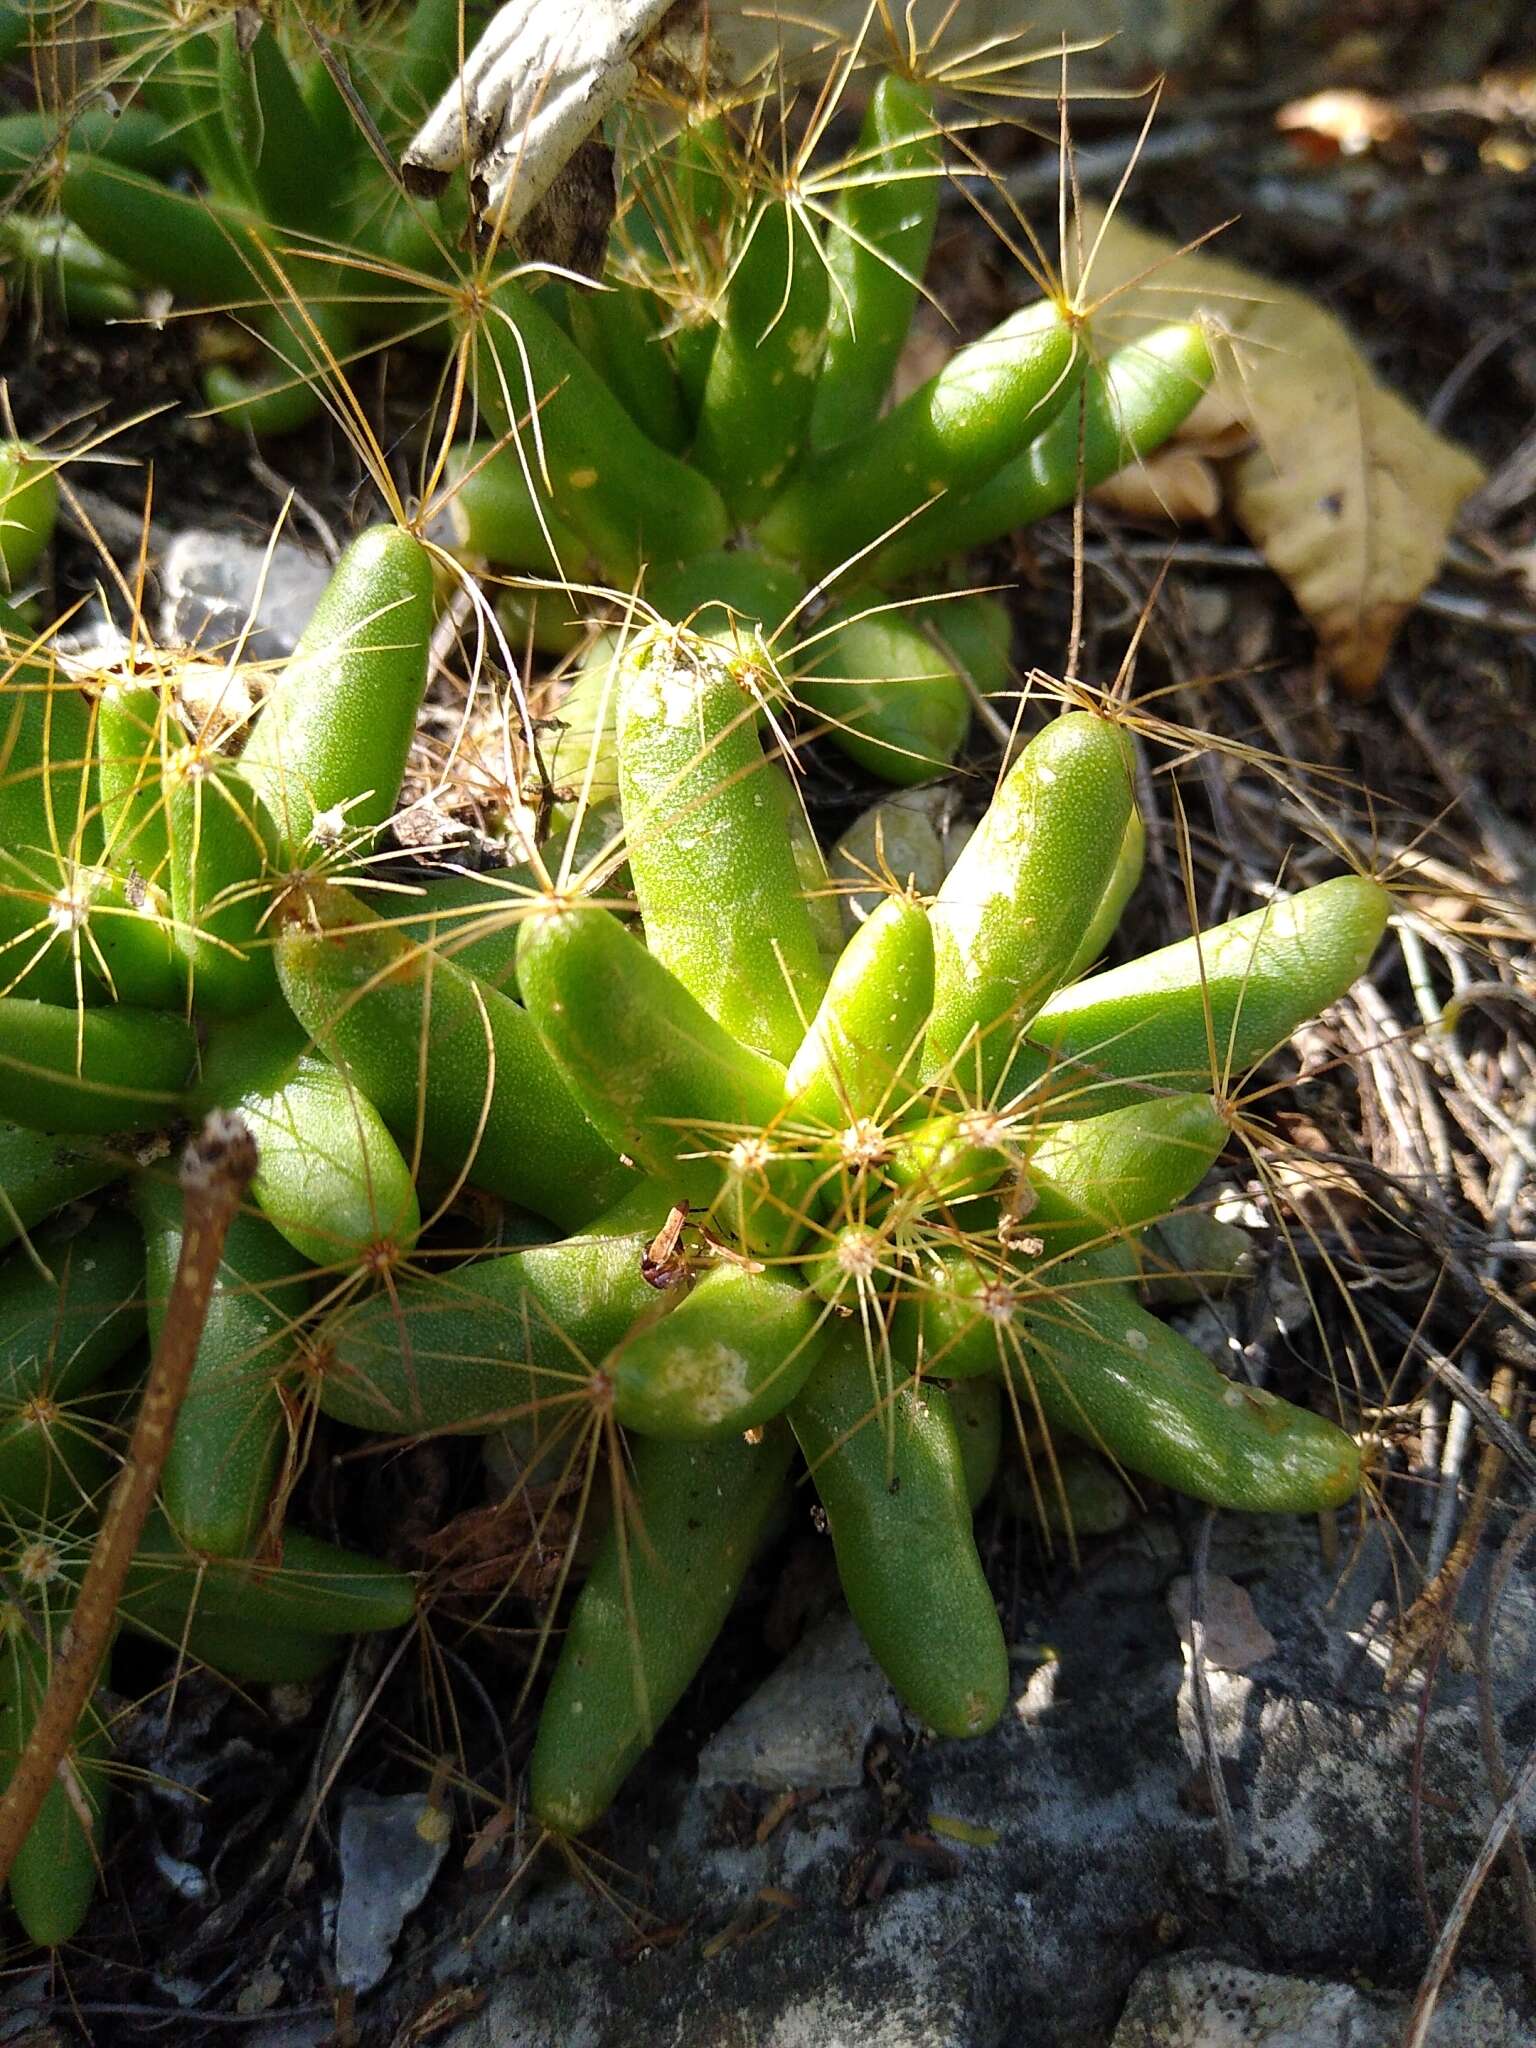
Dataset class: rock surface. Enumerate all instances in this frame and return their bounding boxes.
[425,1512,1534,2048]
[695,1612,903,1793]
[160,526,333,664]
[336,1791,453,1995]
[1111,1956,1524,2047]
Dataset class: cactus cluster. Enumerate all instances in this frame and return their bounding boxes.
[0,537,1386,1934]
[0,3,1392,1955]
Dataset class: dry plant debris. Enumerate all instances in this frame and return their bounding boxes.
[1072,199,1487,695]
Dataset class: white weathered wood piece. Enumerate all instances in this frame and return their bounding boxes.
[401,0,679,237]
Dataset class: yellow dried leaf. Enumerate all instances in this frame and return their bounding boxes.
[1073,202,1485,695]
[927,1812,1001,1847]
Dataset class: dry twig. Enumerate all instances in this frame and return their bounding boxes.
[0,1113,257,1891]
[1186,1511,1248,1885]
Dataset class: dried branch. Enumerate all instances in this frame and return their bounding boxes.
[1475,1506,1536,1972]
[0,1113,257,1892]
[1187,1510,1248,1885]
[1403,1722,1536,2048]
[401,0,676,244]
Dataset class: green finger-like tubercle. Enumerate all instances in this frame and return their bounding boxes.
[1063,806,1145,984]
[0,213,142,324]
[1006,876,1393,1117]
[811,71,941,452]
[647,548,804,642]
[692,196,830,522]
[883,1109,1015,1213]
[530,1427,794,1837]
[565,278,690,456]
[796,597,970,787]
[313,1196,668,1436]
[201,302,355,440]
[161,1611,343,1686]
[617,622,826,1062]
[761,761,844,964]
[1023,1092,1229,1254]
[95,678,178,894]
[0,441,59,590]
[0,1617,112,1946]
[607,1259,827,1440]
[119,1513,417,1636]
[1137,1210,1255,1303]
[790,1331,1009,1737]
[924,711,1136,1092]
[441,440,583,574]
[77,863,183,1011]
[0,104,182,192]
[1008,1281,1360,1513]
[216,21,348,234]
[830,791,947,936]
[470,278,728,581]
[758,298,1081,579]
[165,745,280,1015]
[948,1373,1004,1511]
[871,321,1215,584]
[891,1243,1122,1383]
[240,524,435,852]
[275,882,634,1231]
[0,1124,125,1253]
[785,894,934,1131]
[196,1008,421,1267]
[0,600,100,1002]
[0,1211,144,1512]
[58,156,283,305]
[515,901,809,1252]
[0,998,193,1133]
[910,593,1014,700]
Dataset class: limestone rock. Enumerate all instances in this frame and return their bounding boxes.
[431,1515,1534,2048]
[1111,1956,1524,2047]
[160,527,333,665]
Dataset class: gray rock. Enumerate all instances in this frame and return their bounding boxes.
[0,1970,50,2043]
[160,527,333,664]
[831,786,974,933]
[1111,1956,1524,2047]
[240,2022,333,2048]
[430,1512,1534,2048]
[335,1792,451,1995]
[696,1611,903,1792]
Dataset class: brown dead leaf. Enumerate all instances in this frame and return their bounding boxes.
[1092,447,1222,525]
[1167,1573,1277,1672]
[1275,89,1406,161]
[1269,1111,1370,1231]
[1180,385,1251,447]
[1089,384,1249,523]
[414,1484,576,1602]
[1074,202,1486,695]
